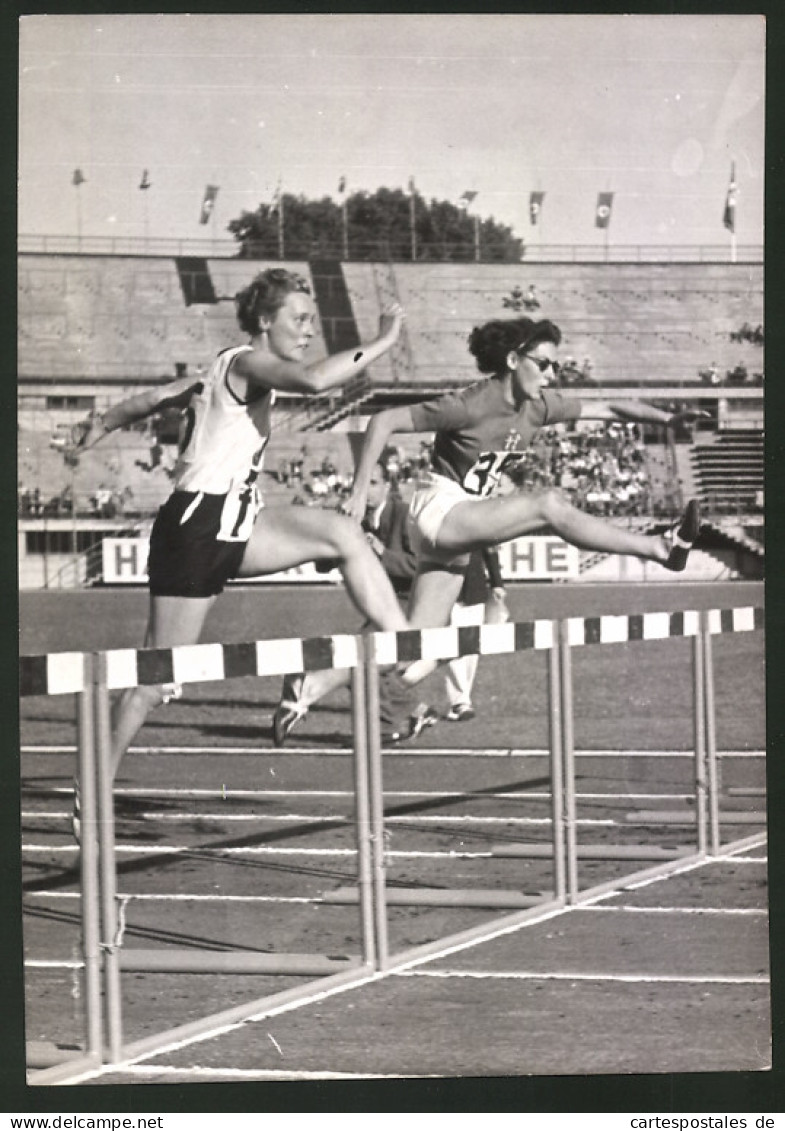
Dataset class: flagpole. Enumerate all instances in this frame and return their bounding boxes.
[342,198,348,260]
[474,214,480,263]
[409,180,416,262]
[278,189,285,260]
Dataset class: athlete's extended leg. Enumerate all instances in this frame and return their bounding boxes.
[110,594,216,779]
[238,506,408,630]
[435,490,699,569]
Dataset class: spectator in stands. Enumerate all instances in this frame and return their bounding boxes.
[559,356,581,387]
[580,356,597,385]
[524,284,540,311]
[69,267,411,784]
[339,315,705,740]
[273,462,507,742]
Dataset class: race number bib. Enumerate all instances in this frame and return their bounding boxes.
[462,450,527,498]
[217,484,261,542]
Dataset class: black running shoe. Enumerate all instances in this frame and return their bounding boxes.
[664,499,701,572]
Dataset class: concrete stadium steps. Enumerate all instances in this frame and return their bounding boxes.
[689,430,764,512]
[18,256,329,381]
[376,262,763,386]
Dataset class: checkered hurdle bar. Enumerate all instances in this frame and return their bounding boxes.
[19,632,363,697]
[19,606,764,698]
[367,605,764,666]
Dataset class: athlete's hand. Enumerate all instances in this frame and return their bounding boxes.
[668,408,712,427]
[378,302,405,342]
[67,411,106,456]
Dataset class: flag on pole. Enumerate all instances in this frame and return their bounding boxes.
[723,163,737,233]
[72,168,86,186]
[269,180,282,213]
[139,169,151,191]
[199,184,219,224]
[408,176,416,194]
[595,192,614,229]
[459,190,478,208]
[529,191,545,225]
[337,176,347,196]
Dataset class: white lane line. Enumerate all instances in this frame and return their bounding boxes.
[21,745,765,759]
[398,970,769,985]
[25,959,83,969]
[26,893,769,915]
[22,845,495,858]
[26,892,320,903]
[34,787,706,802]
[22,810,616,827]
[108,1066,432,1081]
[580,905,767,916]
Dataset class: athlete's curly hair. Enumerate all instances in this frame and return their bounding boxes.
[235,268,311,336]
[467,317,562,375]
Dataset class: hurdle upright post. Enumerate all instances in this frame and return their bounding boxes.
[692,621,709,856]
[350,645,376,968]
[363,634,390,971]
[547,622,568,903]
[557,620,579,902]
[700,611,721,855]
[92,651,124,1063]
[76,655,103,1061]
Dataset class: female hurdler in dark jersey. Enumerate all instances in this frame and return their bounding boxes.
[340,316,703,739]
[71,268,409,780]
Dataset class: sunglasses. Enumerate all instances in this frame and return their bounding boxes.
[520,352,561,377]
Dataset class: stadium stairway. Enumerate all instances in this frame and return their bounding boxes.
[688,428,764,514]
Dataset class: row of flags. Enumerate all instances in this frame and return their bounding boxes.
[69,166,740,234]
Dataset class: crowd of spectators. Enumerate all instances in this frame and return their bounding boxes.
[729,322,764,346]
[18,482,134,519]
[500,422,651,518]
[698,361,763,387]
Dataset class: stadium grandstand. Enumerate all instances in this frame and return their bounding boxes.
[18,242,764,589]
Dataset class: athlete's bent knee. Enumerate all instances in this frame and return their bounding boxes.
[537,487,571,525]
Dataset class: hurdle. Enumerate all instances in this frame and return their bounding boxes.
[20,601,765,1075]
[490,606,765,907]
[20,631,381,1079]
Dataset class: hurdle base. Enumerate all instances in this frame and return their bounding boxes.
[625,810,766,825]
[323,886,549,909]
[117,949,357,975]
[491,843,693,860]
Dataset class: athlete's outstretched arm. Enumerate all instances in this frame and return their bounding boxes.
[70,374,200,451]
[578,399,710,427]
[235,304,406,395]
[343,405,416,521]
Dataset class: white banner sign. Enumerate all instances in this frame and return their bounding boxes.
[101,538,342,585]
[499,536,580,580]
[101,536,577,585]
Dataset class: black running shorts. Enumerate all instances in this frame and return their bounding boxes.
[147,491,249,598]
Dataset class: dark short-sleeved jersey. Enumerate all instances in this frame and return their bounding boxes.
[409,380,582,498]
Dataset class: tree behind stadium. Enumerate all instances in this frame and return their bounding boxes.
[228,187,524,262]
